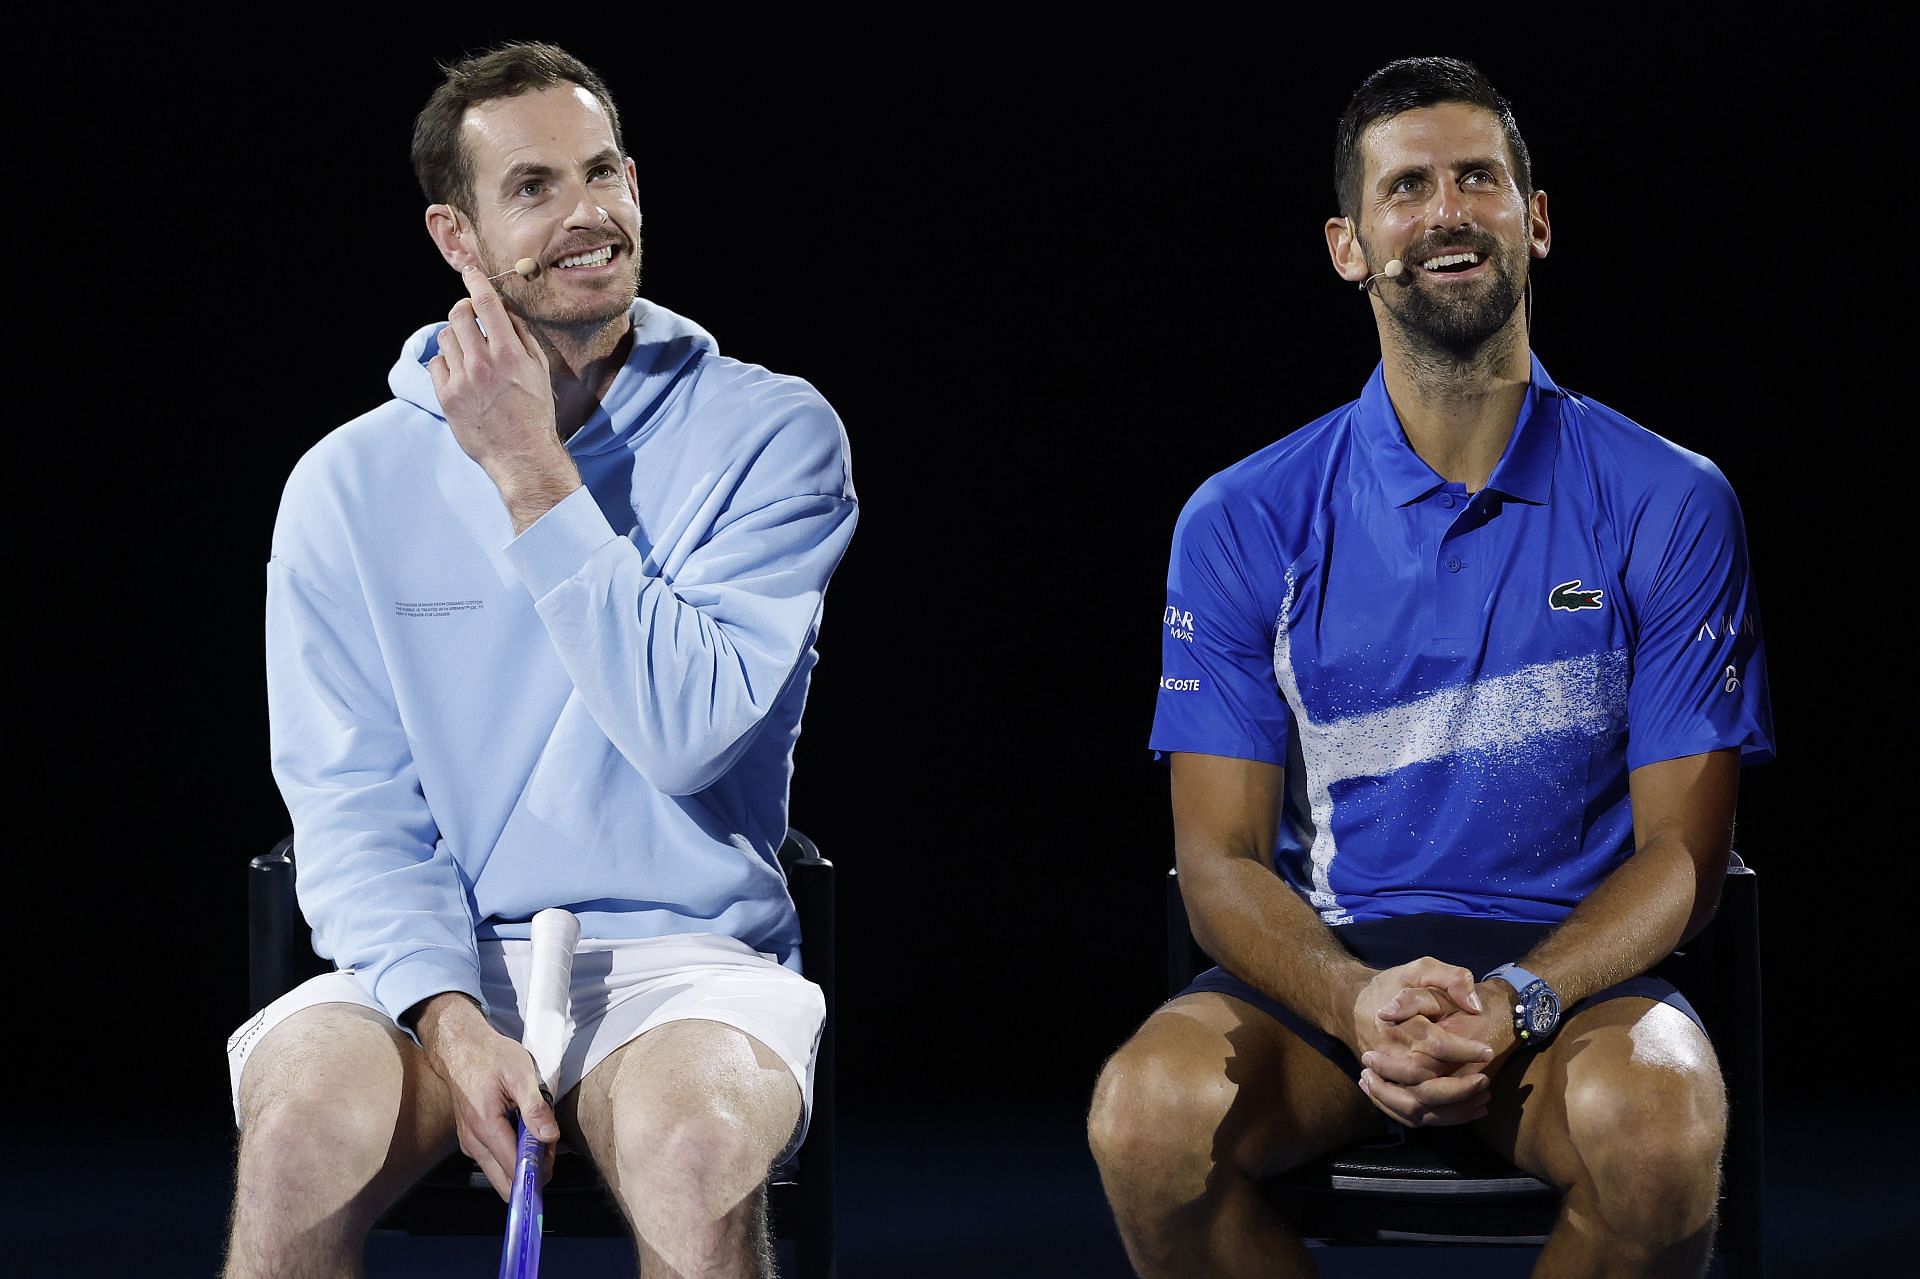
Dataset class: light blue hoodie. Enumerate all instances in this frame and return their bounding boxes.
[266,299,857,1024]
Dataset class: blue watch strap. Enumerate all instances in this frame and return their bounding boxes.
[1484,962,1542,995]
[1484,962,1560,1047]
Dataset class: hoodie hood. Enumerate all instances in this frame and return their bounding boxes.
[389,298,719,456]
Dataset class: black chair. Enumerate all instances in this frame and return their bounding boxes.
[249,828,836,1278]
[1166,855,1763,1276]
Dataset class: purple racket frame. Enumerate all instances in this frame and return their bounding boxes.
[498,1116,545,1278]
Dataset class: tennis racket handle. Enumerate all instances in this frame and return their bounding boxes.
[523,908,580,1092]
[528,908,581,995]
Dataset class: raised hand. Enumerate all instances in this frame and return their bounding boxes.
[427,265,580,530]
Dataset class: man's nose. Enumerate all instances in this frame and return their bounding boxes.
[1426,186,1471,231]
[563,193,611,229]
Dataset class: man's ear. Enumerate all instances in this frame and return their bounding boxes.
[1528,190,1551,260]
[426,204,481,273]
[1327,215,1371,284]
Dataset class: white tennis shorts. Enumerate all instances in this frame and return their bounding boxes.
[227,931,824,1144]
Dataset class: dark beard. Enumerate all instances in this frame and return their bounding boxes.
[1381,233,1526,360]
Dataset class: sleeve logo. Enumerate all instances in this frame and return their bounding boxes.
[1159,676,1201,692]
[1548,579,1604,612]
[1163,605,1195,643]
[1694,612,1758,642]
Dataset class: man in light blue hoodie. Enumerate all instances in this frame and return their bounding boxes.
[223,43,856,1278]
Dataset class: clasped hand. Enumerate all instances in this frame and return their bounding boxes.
[1347,958,1515,1128]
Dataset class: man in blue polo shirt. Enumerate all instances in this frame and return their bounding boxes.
[1089,57,1771,1277]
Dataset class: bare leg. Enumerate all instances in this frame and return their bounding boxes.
[1087,992,1380,1278]
[224,1003,458,1279]
[560,1019,803,1279]
[1477,998,1726,1278]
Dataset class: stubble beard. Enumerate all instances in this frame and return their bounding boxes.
[477,230,645,347]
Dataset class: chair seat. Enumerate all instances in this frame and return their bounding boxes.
[1267,1129,1557,1245]
[1307,1135,1551,1198]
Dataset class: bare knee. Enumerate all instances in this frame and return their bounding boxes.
[235,1010,412,1188]
[593,1029,801,1226]
[639,1098,788,1208]
[1563,1063,1726,1250]
[1089,1038,1236,1197]
[239,1089,402,1188]
[228,1005,450,1255]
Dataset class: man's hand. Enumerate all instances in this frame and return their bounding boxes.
[1346,958,1495,1128]
[410,993,561,1199]
[427,266,581,531]
[1368,977,1521,1125]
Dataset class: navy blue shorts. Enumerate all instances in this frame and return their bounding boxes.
[1181,914,1705,1083]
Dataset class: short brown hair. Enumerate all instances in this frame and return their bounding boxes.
[410,42,627,213]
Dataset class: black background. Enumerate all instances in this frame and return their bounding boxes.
[37,15,1895,1271]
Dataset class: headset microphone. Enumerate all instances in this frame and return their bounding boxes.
[1344,217,1404,295]
[486,258,539,283]
[1360,260,1405,293]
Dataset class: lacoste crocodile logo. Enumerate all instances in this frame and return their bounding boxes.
[1549,580,1604,612]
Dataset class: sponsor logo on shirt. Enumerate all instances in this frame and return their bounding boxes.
[1164,605,1195,643]
[1548,579,1604,612]
[1159,676,1201,692]
[1694,612,1758,642]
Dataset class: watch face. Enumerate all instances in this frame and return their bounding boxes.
[1525,985,1560,1035]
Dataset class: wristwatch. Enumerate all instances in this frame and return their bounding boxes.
[1483,962,1561,1049]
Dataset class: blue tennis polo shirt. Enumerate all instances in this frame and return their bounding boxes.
[1149,355,1773,926]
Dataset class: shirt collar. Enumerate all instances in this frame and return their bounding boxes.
[1354,352,1563,507]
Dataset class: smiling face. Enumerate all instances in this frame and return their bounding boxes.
[438,84,643,334]
[1336,101,1549,357]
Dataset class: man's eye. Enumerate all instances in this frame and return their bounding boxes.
[1391,178,1423,195]
[519,181,544,198]
[591,165,619,180]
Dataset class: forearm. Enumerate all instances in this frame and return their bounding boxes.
[1179,847,1371,1041]
[407,990,490,1049]
[1521,831,1719,1006]
[498,465,583,536]
[1518,749,1737,1005]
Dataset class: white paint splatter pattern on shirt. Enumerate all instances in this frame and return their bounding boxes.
[1271,571,1629,924]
